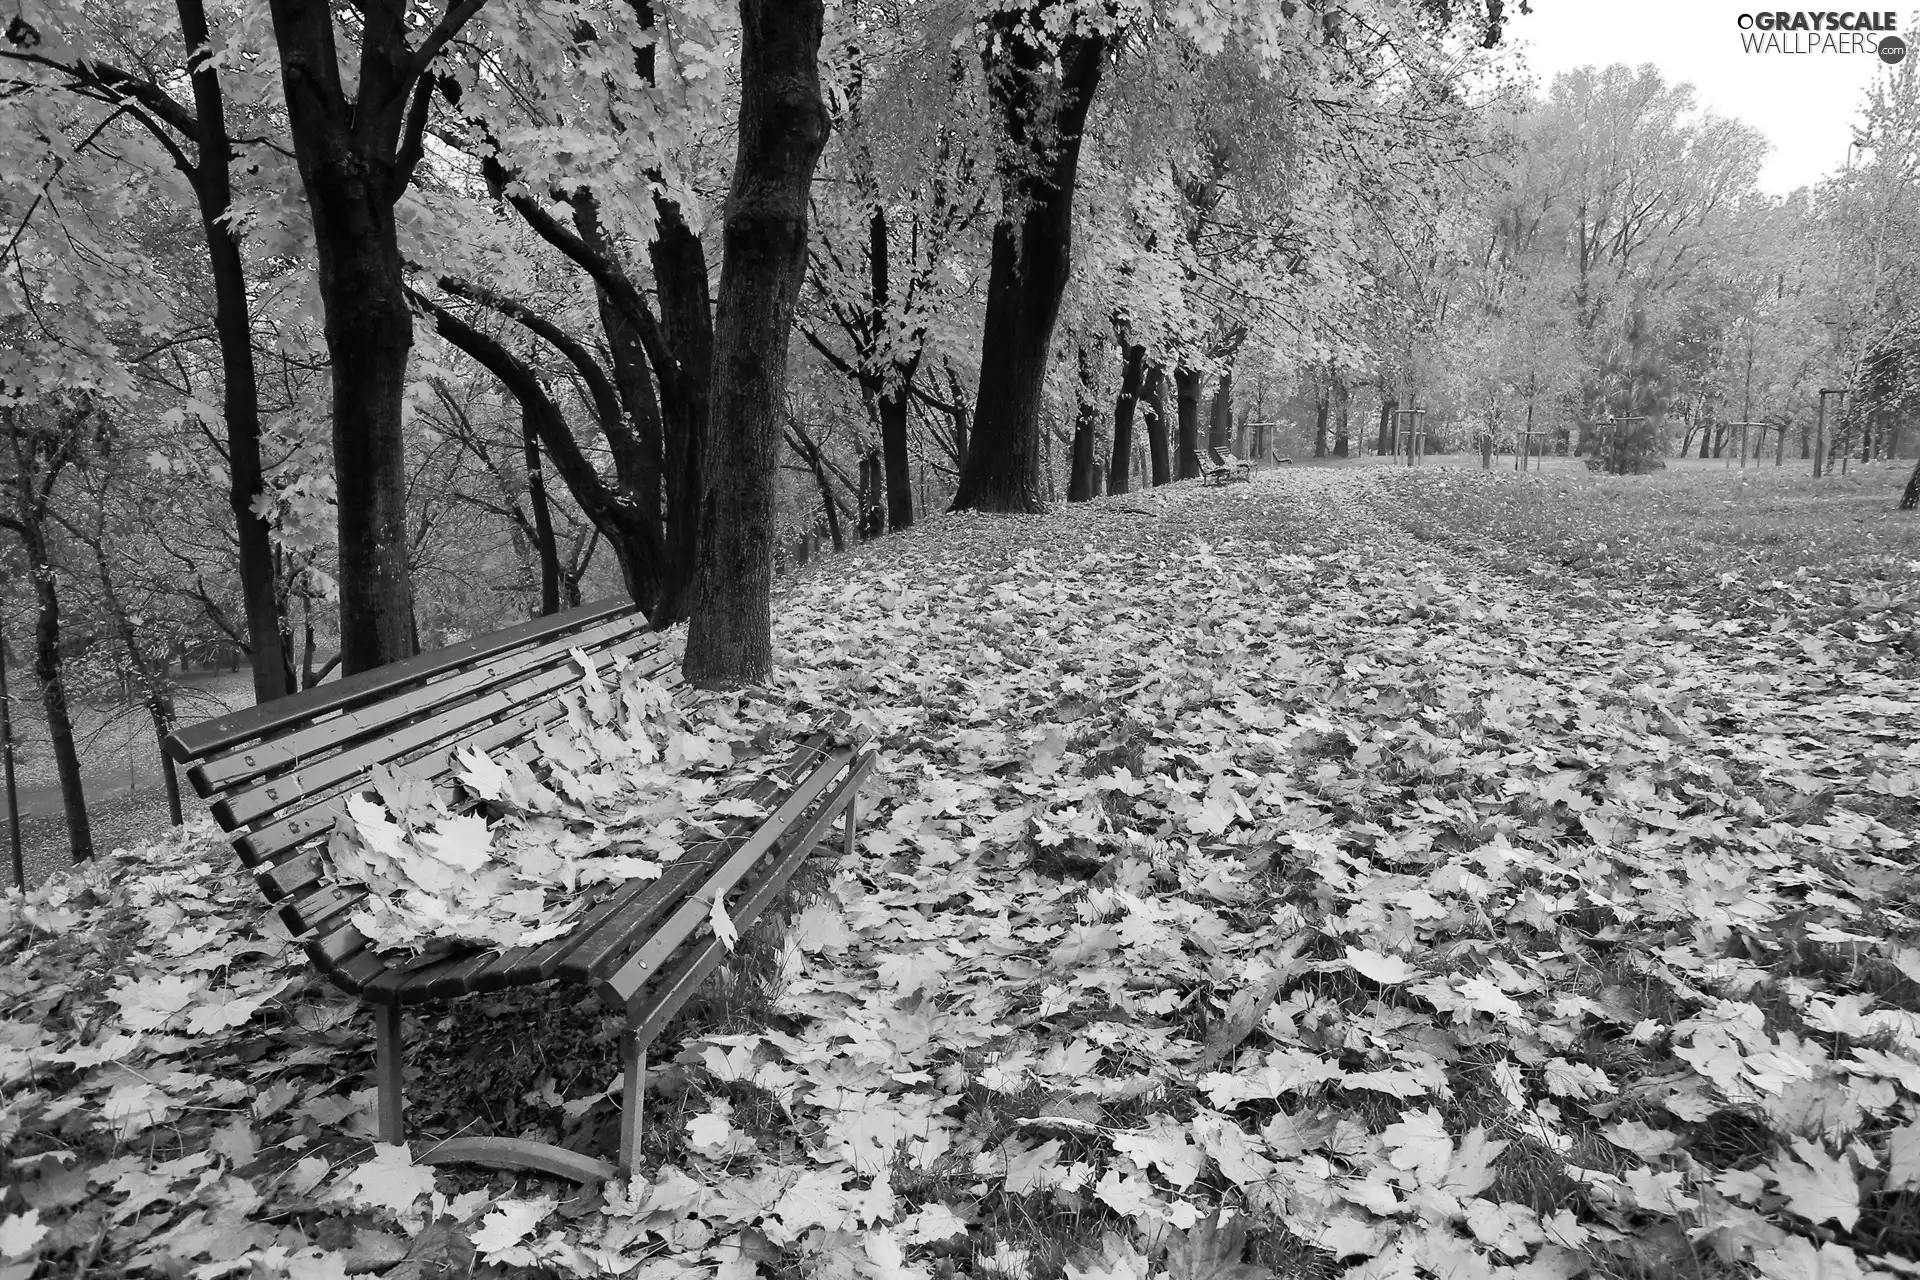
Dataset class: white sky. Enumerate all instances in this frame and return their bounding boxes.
[1508,0,1909,193]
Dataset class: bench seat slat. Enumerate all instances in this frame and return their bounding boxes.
[551,728,839,986]
[468,882,643,994]
[310,919,371,968]
[189,614,653,797]
[165,598,637,764]
[232,648,677,867]
[327,948,388,995]
[216,630,664,831]
[282,884,366,939]
[627,754,870,1042]
[596,740,858,1007]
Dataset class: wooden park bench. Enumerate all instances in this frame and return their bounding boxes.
[1192,449,1248,487]
[1210,447,1255,481]
[163,599,875,1183]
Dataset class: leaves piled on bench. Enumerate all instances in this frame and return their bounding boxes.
[328,648,772,958]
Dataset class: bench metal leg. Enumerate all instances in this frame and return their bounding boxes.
[374,1002,405,1146]
[843,791,858,859]
[619,1033,647,1175]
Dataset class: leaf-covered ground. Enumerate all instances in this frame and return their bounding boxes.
[6,466,1920,1280]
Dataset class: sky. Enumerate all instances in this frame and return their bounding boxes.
[1508,0,1908,194]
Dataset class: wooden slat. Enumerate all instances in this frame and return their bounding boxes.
[597,740,859,1007]
[282,884,365,938]
[326,949,389,996]
[249,656,684,900]
[165,598,638,766]
[550,850,717,987]
[214,631,664,831]
[188,614,653,797]
[257,849,327,901]
[226,640,672,863]
[362,944,498,1005]
[466,881,643,994]
[628,754,871,1042]
[310,920,371,968]
[236,669,622,868]
[552,729,842,986]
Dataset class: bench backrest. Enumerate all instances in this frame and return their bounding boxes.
[1192,449,1224,472]
[164,599,664,942]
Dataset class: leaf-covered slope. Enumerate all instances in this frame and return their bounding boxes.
[5,467,1920,1280]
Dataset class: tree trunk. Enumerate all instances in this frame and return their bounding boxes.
[1208,372,1232,451]
[857,450,884,540]
[178,0,293,703]
[1175,367,1202,478]
[1901,457,1919,511]
[27,541,88,863]
[1068,345,1098,502]
[523,405,562,615]
[268,0,437,674]
[864,205,916,533]
[1333,377,1350,457]
[950,16,1106,513]
[683,0,829,689]
[878,385,914,532]
[1313,389,1330,458]
[1378,398,1397,456]
[1109,342,1145,495]
[1144,364,1171,486]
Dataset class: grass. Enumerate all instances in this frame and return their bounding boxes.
[1372,458,1920,653]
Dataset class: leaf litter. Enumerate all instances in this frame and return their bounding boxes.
[4,466,1920,1279]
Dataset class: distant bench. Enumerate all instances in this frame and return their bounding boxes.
[1193,448,1253,486]
[164,600,874,1181]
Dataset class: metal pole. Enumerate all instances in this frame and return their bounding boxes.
[1816,394,1829,477]
[0,625,21,892]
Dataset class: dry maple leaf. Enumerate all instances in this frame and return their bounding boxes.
[1162,1210,1274,1280]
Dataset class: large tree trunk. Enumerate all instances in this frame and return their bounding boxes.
[866,205,917,532]
[879,386,914,531]
[523,405,562,615]
[683,0,829,689]
[1109,342,1145,495]
[649,206,713,626]
[1377,397,1397,456]
[1208,372,1232,452]
[950,15,1106,513]
[1175,367,1202,479]
[1068,345,1098,502]
[1144,363,1171,486]
[1313,390,1329,458]
[268,0,441,674]
[1901,457,1919,511]
[178,0,293,702]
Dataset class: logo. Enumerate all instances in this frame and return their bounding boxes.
[1737,11,1908,56]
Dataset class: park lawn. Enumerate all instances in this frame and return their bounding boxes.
[4,465,1920,1280]
[1372,459,1920,656]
